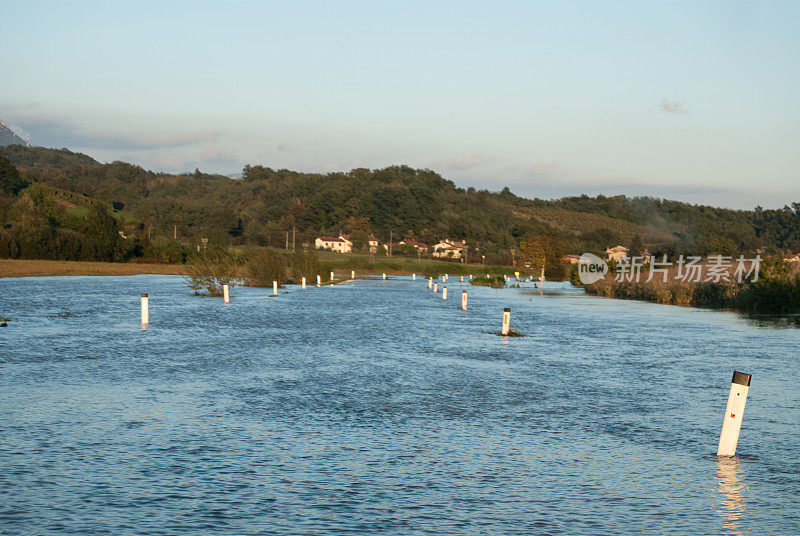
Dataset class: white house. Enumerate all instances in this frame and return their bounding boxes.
[315,235,353,253]
[367,234,379,254]
[432,240,467,260]
[604,245,630,262]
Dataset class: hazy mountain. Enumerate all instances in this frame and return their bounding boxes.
[0,120,26,147]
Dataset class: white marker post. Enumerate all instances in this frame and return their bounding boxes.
[351,270,355,279]
[330,271,335,282]
[302,276,306,289]
[469,274,473,280]
[382,273,386,280]
[460,275,464,282]
[413,273,416,281]
[428,278,432,290]
[317,275,321,287]
[501,307,511,335]
[140,293,149,325]
[461,291,467,311]
[433,282,438,293]
[273,281,278,296]
[223,284,229,303]
[442,286,447,300]
[717,371,752,457]
[444,273,448,282]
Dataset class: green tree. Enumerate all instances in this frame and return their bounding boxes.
[0,156,28,196]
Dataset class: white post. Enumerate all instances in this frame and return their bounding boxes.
[433,282,438,293]
[140,293,149,325]
[501,307,510,335]
[460,275,464,282]
[273,281,278,295]
[461,291,467,311]
[717,371,751,457]
[317,275,321,287]
[442,286,447,300]
[302,276,306,289]
[428,278,432,289]
[444,273,448,282]
[413,273,416,280]
[330,271,334,281]
[469,274,473,280]
[383,273,386,280]
[223,284,229,303]
[486,273,489,278]
[351,270,355,279]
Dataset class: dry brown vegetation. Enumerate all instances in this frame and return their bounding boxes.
[0,258,186,278]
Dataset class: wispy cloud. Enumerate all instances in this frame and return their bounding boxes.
[276,141,301,152]
[2,108,219,150]
[658,99,688,115]
[530,161,557,174]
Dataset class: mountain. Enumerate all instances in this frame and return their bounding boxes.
[1,144,798,261]
[0,120,26,147]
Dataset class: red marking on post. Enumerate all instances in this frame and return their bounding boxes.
[730,413,736,418]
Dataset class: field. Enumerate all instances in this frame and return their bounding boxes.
[0,259,187,278]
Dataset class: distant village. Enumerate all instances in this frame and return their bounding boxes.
[314,234,468,259]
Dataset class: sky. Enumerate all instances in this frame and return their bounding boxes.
[3,0,799,209]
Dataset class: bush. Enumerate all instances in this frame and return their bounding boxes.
[183,252,240,296]
[245,248,286,287]
[470,276,506,288]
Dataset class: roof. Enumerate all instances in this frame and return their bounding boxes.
[318,236,345,242]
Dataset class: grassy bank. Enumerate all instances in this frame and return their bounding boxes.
[0,259,187,278]
[584,260,800,314]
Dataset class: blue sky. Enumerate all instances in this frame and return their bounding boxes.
[3,1,798,208]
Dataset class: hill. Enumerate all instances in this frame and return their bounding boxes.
[0,120,26,147]
[1,145,799,264]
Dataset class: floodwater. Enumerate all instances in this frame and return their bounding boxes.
[1,275,798,535]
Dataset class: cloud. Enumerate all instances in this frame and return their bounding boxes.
[276,141,301,152]
[530,161,557,174]
[659,99,688,115]
[2,109,219,150]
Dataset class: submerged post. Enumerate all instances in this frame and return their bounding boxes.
[461,275,464,282]
[501,307,511,335]
[223,284,229,303]
[433,282,438,293]
[428,278,432,290]
[302,276,306,289]
[351,270,355,279]
[413,273,416,280]
[273,281,278,296]
[461,291,467,311]
[140,293,149,325]
[383,273,386,280]
[442,286,447,300]
[330,271,335,282]
[317,275,321,287]
[717,371,752,457]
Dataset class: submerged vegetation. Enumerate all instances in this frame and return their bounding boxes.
[584,258,800,314]
[470,276,506,289]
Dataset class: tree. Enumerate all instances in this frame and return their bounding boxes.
[0,156,28,196]
[629,233,644,256]
[519,233,567,279]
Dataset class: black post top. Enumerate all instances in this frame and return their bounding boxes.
[731,371,751,386]
[141,293,148,297]
[504,307,510,312]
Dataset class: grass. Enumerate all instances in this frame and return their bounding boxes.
[0,259,187,278]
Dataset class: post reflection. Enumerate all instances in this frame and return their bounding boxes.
[716,457,747,535]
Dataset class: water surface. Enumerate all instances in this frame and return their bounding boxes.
[1,276,798,535]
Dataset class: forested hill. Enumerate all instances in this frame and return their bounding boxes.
[1,144,799,260]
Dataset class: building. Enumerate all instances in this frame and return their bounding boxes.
[399,239,428,253]
[315,235,352,253]
[432,240,467,260]
[562,254,582,264]
[367,235,380,254]
[604,245,630,262]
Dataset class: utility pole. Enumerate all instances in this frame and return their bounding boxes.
[292,226,296,253]
[173,224,177,240]
[388,230,392,257]
[285,231,289,251]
